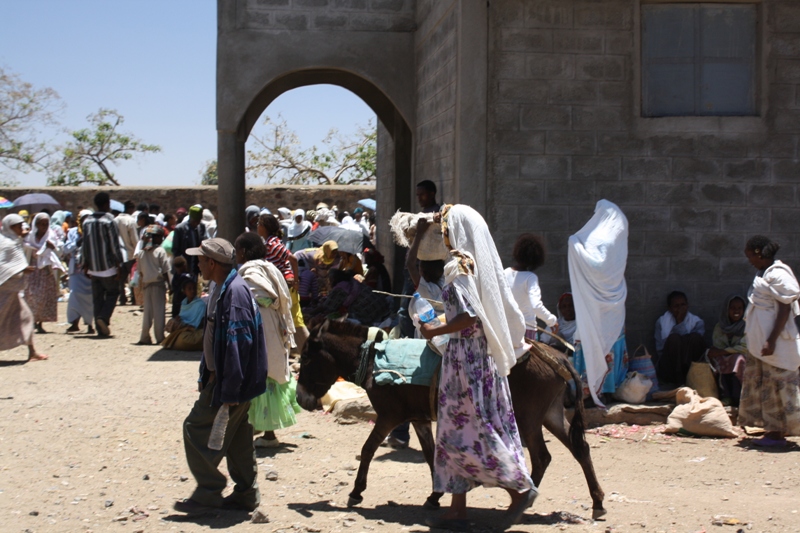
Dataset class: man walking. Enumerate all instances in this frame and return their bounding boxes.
[81,192,124,337]
[175,238,267,514]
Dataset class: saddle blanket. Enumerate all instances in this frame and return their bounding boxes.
[373,338,441,386]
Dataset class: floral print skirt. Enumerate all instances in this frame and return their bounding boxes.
[433,336,534,494]
[739,354,800,436]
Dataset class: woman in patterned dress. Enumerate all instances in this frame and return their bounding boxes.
[419,204,536,531]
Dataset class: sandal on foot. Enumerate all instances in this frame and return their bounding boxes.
[498,488,537,531]
[425,518,471,532]
[254,437,280,448]
[173,498,214,514]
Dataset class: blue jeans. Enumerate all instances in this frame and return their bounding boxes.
[390,421,410,442]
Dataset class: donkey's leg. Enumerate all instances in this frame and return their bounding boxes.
[348,417,395,507]
[543,401,606,519]
[518,414,551,488]
[411,421,443,510]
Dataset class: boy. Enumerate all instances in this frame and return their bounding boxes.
[135,225,172,345]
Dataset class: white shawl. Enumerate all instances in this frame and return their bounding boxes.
[0,214,30,287]
[744,260,800,371]
[288,209,311,239]
[25,213,65,272]
[656,311,703,343]
[567,200,628,407]
[443,205,530,377]
[238,259,295,383]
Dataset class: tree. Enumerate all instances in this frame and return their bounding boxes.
[0,66,62,179]
[246,115,376,185]
[199,159,218,185]
[47,108,161,186]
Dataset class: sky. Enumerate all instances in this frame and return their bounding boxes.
[0,0,375,187]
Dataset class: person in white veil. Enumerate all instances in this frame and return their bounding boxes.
[24,212,65,333]
[567,200,628,408]
[419,204,535,531]
[285,209,312,252]
[0,214,47,361]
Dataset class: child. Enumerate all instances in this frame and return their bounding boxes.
[135,225,171,345]
[708,295,747,406]
[171,255,190,318]
[162,275,205,351]
[504,233,557,341]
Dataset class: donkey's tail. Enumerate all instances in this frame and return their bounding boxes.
[561,356,590,454]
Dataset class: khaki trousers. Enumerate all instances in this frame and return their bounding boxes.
[140,283,166,344]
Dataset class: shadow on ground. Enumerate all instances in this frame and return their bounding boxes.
[147,348,202,362]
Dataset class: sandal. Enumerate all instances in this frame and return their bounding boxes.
[498,488,537,531]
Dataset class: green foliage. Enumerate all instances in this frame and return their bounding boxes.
[245,115,377,185]
[0,66,62,175]
[199,159,218,185]
[47,108,161,186]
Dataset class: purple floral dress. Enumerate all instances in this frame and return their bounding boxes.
[433,281,534,494]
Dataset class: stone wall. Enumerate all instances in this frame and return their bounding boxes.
[240,0,416,32]
[1,184,375,221]
[414,0,458,201]
[486,0,800,349]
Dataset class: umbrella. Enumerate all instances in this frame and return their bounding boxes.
[308,226,373,255]
[0,197,13,209]
[110,199,125,212]
[12,193,60,213]
[357,198,376,211]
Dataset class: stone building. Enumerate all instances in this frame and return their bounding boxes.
[217,0,800,348]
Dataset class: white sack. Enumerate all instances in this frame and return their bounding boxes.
[389,211,450,261]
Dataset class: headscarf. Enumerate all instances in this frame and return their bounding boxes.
[0,214,29,286]
[50,211,67,229]
[719,294,746,337]
[176,207,188,219]
[440,204,530,376]
[201,209,215,223]
[306,209,317,222]
[78,209,93,235]
[315,240,339,265]
[288,209,311,238]
[278,207,292,220]
[340,215,363,233]
[26,213,65,272]
[245,205,260,226]
[556,293,577,345]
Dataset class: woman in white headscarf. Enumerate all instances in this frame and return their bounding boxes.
[64,210,95,334]
[419,204,535,531]
[0,214,47,361]
[24,213,65,333]
[285,209,312,252]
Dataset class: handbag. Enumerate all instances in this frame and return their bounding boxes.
[628,344,660,399]
[686,353,719,399]
[613,371,652,404]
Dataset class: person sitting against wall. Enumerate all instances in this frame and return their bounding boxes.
[707,294,747,406]
[655,290,706,386]
[162,274,205,351]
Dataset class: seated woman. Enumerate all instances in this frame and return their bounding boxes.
[362,247,391,292]
[655,290,706,385]
[708,295,747,406]
[306,269,390,326]
[161,274,205,351]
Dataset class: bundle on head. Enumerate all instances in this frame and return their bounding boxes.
[389,211,449,261]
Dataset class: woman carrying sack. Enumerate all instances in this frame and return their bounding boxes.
[739,236,800,447]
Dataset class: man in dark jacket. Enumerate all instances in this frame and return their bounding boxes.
[175,238,267,514]
[171,205,207,277]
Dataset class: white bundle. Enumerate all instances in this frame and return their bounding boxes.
[389,211,449,261]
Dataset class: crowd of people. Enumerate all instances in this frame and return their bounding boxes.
[1,183,800,525]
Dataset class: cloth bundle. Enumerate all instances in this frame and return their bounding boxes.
[663,387,738,438]
[373,338,441,386]
[389,211,449,261]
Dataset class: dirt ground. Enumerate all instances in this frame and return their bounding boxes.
[2,303,800,533]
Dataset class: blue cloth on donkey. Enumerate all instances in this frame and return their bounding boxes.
[373,338,441,386]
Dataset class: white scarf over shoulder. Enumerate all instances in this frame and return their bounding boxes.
[25,213,65,272]
[568,200,628,407]
[0,214,30,287]
[238,259,295,383]
[443,205,530,377]
[745,260,800,371]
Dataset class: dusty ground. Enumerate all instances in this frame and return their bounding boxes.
[2,303,800,533]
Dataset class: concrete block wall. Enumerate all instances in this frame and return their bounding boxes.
[414,0,458,202]
[240,0,416,32]
[486,0,800,350]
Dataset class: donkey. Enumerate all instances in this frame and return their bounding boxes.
[295,320,606,519]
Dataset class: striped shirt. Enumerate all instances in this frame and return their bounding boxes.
[80,212,124,275]
[264,235,294,282]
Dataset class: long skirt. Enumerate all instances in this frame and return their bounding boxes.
[25,267,58,323]
[433,336,534,494]
[0,274,34,351]
[162,324,203,351]
[67,270,94,324]
[248,377,302,432]
[573,333,629,396]
[738,354,800,436]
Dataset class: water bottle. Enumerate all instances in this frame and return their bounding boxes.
[208,404,230,451]
[412,293,449,354]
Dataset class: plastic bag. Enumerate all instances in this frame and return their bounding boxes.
[613,371,652,404]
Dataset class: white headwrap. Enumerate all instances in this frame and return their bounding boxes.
[277,207,292,220]
[288,209,311,238]
[0,214,31,286]
[25,213,65,272]
[567,200,628,407]
[442,204,530,377]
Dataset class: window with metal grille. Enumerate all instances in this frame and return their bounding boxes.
[642,3,757,117]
